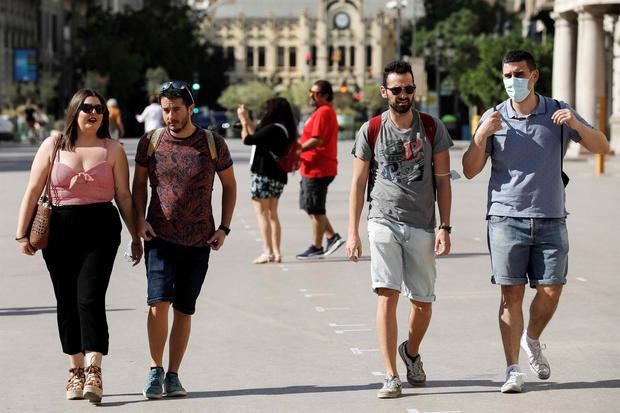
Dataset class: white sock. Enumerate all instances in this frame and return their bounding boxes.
[525,333,539,346]
[506,364,521,375]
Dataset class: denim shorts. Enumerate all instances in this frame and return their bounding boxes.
[250,174,285,199]
[487,216,569,288]
[144,238,211,315]
[299,176,334,215]
[368,218,437,302]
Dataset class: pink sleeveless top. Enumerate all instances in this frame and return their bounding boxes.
[50,138,115,205]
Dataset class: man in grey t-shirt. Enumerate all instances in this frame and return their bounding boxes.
[347,60,453,399]
[462,50,609,394]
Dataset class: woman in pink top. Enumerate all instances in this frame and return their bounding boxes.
[15,89,143,404]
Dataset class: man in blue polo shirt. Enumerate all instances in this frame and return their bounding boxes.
[462,50,608,394]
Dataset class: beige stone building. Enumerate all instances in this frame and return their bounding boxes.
[205,0,397,90]
[523,0,620,152]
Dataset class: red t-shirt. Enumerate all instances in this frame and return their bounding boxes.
[135,127,233,247]
[299,104,338,178]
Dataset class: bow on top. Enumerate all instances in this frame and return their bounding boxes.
[69,172,95,189]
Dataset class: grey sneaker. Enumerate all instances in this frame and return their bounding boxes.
[164,372,187,397]
[323,233,345,257]
[377,375,402,398]
[500,370,525,393]
[398,340,426,385]
[143,367,165,399]
[520,332,550,380]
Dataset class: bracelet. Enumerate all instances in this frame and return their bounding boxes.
[218,224,231,236]
[438,225,452,234]
[15,235,28,241]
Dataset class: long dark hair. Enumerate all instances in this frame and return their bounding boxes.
[258,97,297,141]
[60,89,110,151]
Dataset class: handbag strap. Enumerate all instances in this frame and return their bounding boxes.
[43,135,62,205]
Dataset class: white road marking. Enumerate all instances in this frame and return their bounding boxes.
[328,323,366,327]
[304,293,335,298]
[350,347,379,355]
[372,371,384,376]
[576,277,588,282]
[244,224,251,229]
[299,289,308,292]
[335,328,371,334]
[408,410,463,413]
[473,237,482,242]
[255,238,261,242]
[315,306,350,312]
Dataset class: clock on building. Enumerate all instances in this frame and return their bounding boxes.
[333,11,350,30]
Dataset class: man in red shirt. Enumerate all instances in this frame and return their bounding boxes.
[296,80,344,259]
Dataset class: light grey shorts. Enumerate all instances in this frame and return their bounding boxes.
[368,218,437,302]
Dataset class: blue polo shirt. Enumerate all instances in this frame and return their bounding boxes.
[477,94,590,218]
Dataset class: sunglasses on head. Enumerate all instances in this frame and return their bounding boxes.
[80,103,105,114]
[160,81,195,104]
[386,85,416,95]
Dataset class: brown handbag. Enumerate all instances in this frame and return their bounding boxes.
[28,137,61,250]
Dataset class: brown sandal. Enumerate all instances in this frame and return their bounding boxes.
[66,367,85,400]
[83,365,103,403]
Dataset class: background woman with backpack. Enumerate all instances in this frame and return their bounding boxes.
[237,97,297,264]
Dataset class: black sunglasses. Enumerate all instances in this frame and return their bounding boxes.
[386,85,416,95]
[80,103,105,114]
[160,81,195,104]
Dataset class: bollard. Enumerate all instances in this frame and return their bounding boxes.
[596,96,606,175]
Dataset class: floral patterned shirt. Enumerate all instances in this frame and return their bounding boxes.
[135,127,233,247]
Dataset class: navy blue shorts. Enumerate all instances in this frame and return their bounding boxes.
[144,238,211,315]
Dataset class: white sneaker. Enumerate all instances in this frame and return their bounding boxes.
[501,370,525,393]
[520,332,551,380]
[377,375,402,398]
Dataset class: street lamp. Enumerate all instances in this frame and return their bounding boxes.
[424,32,454,117]
[386,0,408,60]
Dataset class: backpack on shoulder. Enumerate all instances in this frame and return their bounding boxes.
[270,123,301,173]
[147,127,217,160]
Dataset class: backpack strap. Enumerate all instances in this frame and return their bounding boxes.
[367,115,382,153]
[205,129,217,160]
[147,127,165,158]
[419,112,436,146]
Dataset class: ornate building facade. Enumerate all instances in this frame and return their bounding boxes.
[206,0,397,90]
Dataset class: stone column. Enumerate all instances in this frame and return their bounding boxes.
[551,11,577,106]
[316,0,328,78]
[610,16,620,154]
[571,7,606,156]
[575,7,605,126]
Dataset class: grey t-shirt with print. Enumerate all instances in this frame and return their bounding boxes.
[352,109,453,229]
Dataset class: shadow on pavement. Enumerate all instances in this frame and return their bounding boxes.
[0,306,136,316]
[415,378,620,395]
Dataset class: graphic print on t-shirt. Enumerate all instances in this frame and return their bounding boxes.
[378,132,425,184]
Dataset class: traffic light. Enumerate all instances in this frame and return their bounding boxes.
[192,82,201,91]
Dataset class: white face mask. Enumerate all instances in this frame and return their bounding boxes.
[503,75,532,103]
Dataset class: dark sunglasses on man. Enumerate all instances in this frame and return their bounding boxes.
[160,81,195,105]
[386,85,416,95]
[80,103,106,114]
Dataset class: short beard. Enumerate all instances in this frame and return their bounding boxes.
[170,114,190,132]
[389,100,412,114]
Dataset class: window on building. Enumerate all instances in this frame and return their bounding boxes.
[338,46,346,69]
[366,46,372,67]
[311,45,317,66]
[350,46,355,67]
[328,46,334,67]
[52,14,58,52]
[226,46,235,61]
[289,47,296,68]
[277,47,285,67]
[246,46,254,68]
[258,46,266,67]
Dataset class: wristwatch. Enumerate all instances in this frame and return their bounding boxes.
[218,225,231,236]
[438,225,452,233]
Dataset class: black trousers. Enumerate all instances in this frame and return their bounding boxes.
[42,202,121,355]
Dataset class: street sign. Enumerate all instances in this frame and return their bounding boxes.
[14,48,37,82]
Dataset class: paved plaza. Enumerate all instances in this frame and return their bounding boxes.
[1,138,619,413]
